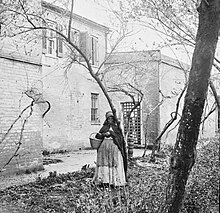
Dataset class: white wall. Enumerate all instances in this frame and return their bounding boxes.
[40,6,110,151]
[159,58,218,146]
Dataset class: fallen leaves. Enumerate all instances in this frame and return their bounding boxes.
[0,138,219,213]
[0,159,168,213]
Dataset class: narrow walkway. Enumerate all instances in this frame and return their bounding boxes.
[0,149,148,190]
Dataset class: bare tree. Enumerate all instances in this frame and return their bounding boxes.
[158,1,220,212]
[0,0,132,171]
[147,85,187,161]
[104,51,163,159]
[108,82,143,159]
[115,0,219,160]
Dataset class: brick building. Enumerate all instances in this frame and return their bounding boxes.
[0,0,44,175]
[0,0,111,174]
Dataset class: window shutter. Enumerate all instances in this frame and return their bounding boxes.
[56,24,63,57]
[79,32,91,62]
[94,38,97,63]
[70,30,80,60]
[70,30,75,43]
[42,29,47,54]
[70,29,80,46]
[91,36,99,65]
[94,38,99,65]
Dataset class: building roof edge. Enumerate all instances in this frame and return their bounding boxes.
[42,1,110,33]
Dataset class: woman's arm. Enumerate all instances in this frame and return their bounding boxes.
[96,131,111,139]
[95,132,104,139]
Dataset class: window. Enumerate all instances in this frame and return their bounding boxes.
[79,32,91,61]
[70,28,80,46]
[70,28,80,59]
[91,36,99,66]
[48,27,56,55]
[42,21,63,57]
[79,32,99,65]
[91,93,99,123]
[42,27,47,53]
[56,24,63,57]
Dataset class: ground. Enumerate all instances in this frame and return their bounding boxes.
[0,140,219,213]
[0,149,146,190]
[0,154,168,213]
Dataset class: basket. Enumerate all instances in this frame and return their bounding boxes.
[89,132,102,149]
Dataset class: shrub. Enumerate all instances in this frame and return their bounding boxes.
[183,137,219,213]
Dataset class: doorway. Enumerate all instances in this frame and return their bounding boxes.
[121,102,141,144]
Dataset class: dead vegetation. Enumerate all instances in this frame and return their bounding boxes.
[0,138,219,213]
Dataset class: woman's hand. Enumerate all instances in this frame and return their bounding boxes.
[104,131,111,137]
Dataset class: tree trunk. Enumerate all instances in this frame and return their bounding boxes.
[159,1,220,213]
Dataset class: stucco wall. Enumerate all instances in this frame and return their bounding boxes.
[105,51,219,147]
[159,57,219,146]
[159,60,186,145]
[104,51,161,146]
[41,60,109,151]
[40,4,110,151]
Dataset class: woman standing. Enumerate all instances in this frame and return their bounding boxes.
[92,111,127,187]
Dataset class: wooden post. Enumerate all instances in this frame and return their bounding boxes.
[128,136,134,159]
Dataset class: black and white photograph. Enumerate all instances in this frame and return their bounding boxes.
[0,0,219,212]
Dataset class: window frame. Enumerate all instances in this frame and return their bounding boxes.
[91,93,99,124]
[47,21,57,56]
[42,20,63,57]
[91,35,99,66]
[56,24,63,57]
[70,28,80,60]
[70,28,80,46]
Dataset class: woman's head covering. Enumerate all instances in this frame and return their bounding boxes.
[105,111,114,119]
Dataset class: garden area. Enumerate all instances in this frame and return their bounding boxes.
[0,138,219,213]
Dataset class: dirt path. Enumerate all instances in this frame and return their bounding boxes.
[0,149,147,191]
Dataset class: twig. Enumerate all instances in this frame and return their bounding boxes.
[0,103,34,144]
[0,101,34,172]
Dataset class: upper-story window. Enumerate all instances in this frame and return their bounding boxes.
[91,36,99,66]
[70,28,80,59]
[48,24,56,55]
[56,24,63,57]
[42,20,63,57]
[70,28,80,46]
[79,32,99,66]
